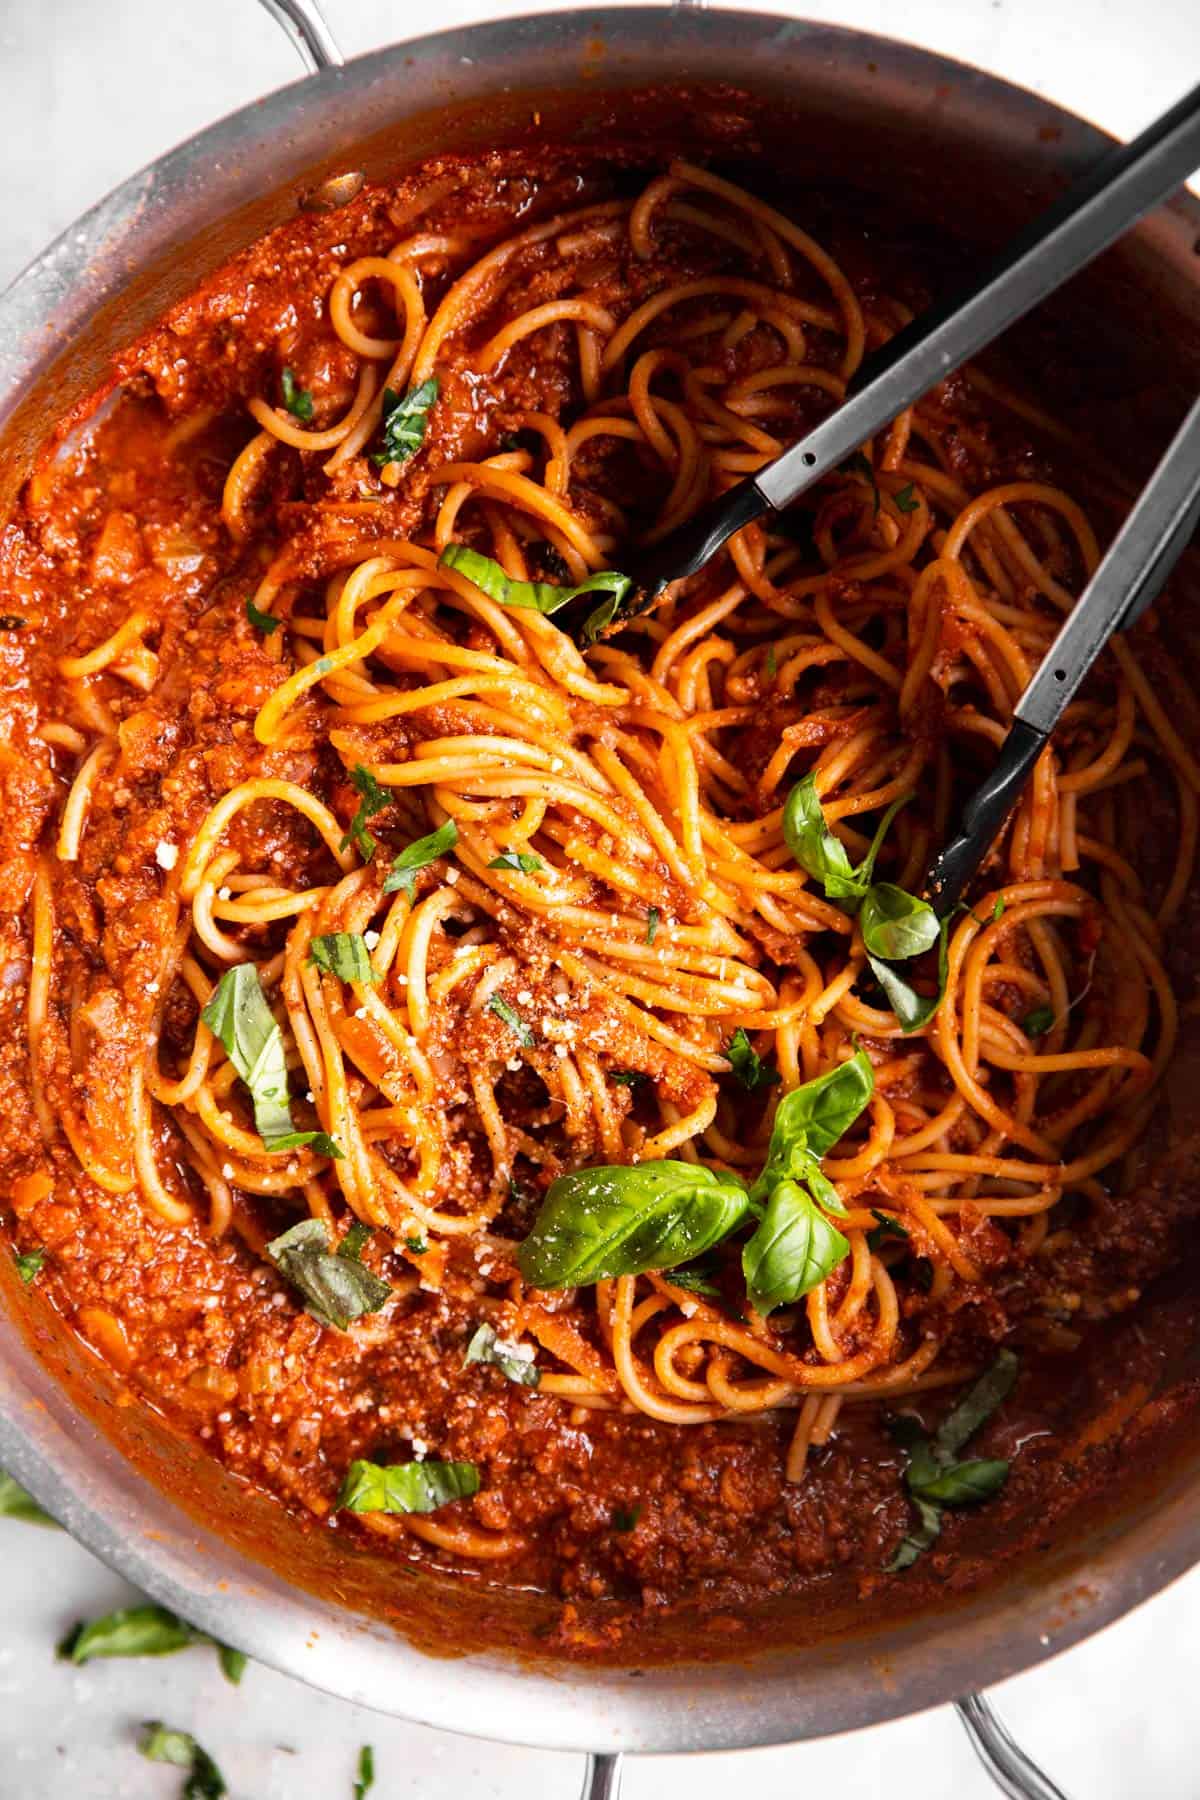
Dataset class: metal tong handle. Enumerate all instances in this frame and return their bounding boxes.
[632,78,1200,594]
[928,389,1200,914]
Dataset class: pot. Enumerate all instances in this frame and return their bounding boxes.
[2,5,1198,1791]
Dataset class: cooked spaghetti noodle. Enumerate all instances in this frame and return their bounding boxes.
[3,146,1197,1607]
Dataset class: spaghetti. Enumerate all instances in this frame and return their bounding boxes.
[3,148,1195,1592]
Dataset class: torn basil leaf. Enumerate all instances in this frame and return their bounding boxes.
[267,1219,391,1330]
[742,1178,849,1315]
[0,1470,58,1527]
[463,1322,540,1387]
[893,482,918,514]
[201,964,342,1157]
[487,993,535,1047]
[59,1604,245,1685]
[725,1026,781,1093]
[646,906,659,944]
[280,366,314,422]
[887,1352,1017,1571]
[1023,1004,1055,1036]
[382,818,459,897]
[859,883,940,962]
[439,543,633,632]
[355,1745,376,1800]
[308,933,379,983]
[488,851,543,874]
[341,764,390,862]
[245,597,281,635]
[373,377,439,468]
[13,1247,44,1285]
[519,1160,750,1288]
[783,776,906,904]
[337,1458,480,1514]
[138,1723,227,1800]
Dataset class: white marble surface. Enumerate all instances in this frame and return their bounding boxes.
[2,1,1199,1794]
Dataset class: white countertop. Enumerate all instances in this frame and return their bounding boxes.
[2,1,1199,1794]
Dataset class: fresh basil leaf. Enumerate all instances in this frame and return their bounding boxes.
[355,1745,376,1800]
[440,544,633,631]
[382,818,459,897]
[488,993,535,1047]
[803,1158,847,1217]
[280,366,314,422]
[663,1258,721,1296]
[463,1322,540,1387]
[245,597,281,635]
[608,1069,648,1088]
[138,1723,227,1800]
[0,614,26,629]
[765,644,777,679]
[646,906,659,945]
[742,1178,848,1315]
[1023,1004,1055,1036]
[308,933,379,983]
[860,883,940,961]
[201,963,305,1149]
[783,774,861,899]
[865,914,950,1033]
[935,1349,1019,1460]
[337,1458,480,1515]
[341,764,390,862]
[488,850,543,874]
[993,896,1006,921]
[341,1221,373,1261]
[518,1160,750,1288]
[855,795,910,890]
[867,1210,909,1251]
[751,1049,874,1201]
[612,1504,641,1532]
[911,1458,1010,1506]
[0,1470,57,1527]
[372,377,439,468]
[726,1027,781,1094]
[893,482,918,514]
[886,1495,943,1571]
[404,1233,428,1255]
[267,1218,391,1330]
[13,1247,44,1285]
[845,449,880,513]
[217,1645,247,1685]
[266,1129,345,1159]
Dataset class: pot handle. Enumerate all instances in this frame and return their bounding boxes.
[957,1692,1072,1800]
[256,0,343,71]
[581,1752,623,1799]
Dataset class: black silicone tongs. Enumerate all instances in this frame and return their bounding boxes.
[618,79,1200,604]
[925,393,1200,914]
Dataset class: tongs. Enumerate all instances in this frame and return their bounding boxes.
[605,82,1200,912]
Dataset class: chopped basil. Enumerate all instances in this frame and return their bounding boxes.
[382,818,459,897]
[887,1352,1018,1571]
[608,1069,649,1088]
[743,1178,849,1316]
[612,1505,641,1532]
[280,366,314,422]
[765,644,777,679]
[488,851,543,874]
[13,1247,45,1285]
[1023,1004,1055,1036]
[0,1470,57,1527]
[59,1604,245,1684]
[439,543,634,640]
[308,932,378,983]
[726,1026,781,1094]
[518,1161,750,1288]
[893,482,918,514]
[337,1458,480,1515]
[245,597,281,635]
[0,614,26,629]
[340,764,390,862]
[137,1723,227,1799]
[663,1259,721,1296]
[404,1234,428,1255]
[845,449,880,513]
[372,377,439,468]
[355,1745,376,1800]
[341,1221,373,1260]
[993,896,1006,920]
[463,1321,540,1387]
[201,964,343,1157]
[646,906,660,945]
[267,1219,391,1331]
[488,993,534,1047]
[867,1210,909,1252]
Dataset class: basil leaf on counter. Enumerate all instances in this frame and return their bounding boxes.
[0,1470,58,1527]
[726,1027,781,1094]
[308,933,379,983]
[137,1723,227,1800]
[341,764,391,863]
[59,1604,246,1685]
[859,883,940,962]
[245,597,281,635]
[742,1178,849,1315]
[463,1322,541,1387]
[337,1458,480,1515]
[440,544,634,635]
[267,1219,391,1331]
[201,965,343,1157]
[488,851,543,874]
[355,1745,376,1800]
[487,993,535,1047]
[382,819,459,897]
[751,1049,874,1202]
[280,366,314,422]
[217,1646,247,1685]
[518,1160,750,1289]
[373,377,439,468]
[13,1247,45,1285]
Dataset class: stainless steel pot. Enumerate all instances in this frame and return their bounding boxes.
[2,8,1198,1796]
